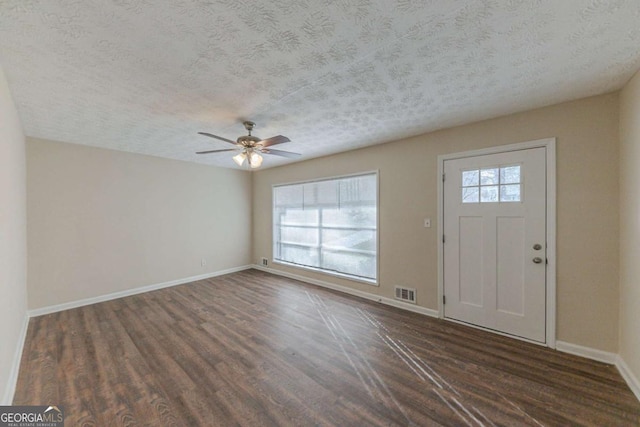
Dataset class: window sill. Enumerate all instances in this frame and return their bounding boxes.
[272,260,378,286]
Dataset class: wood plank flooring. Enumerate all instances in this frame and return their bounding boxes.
[14,269,640,426]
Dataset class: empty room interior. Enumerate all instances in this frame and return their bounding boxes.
[1,1,640,425]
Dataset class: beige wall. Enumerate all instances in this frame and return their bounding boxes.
[619,70,640,382]
[254,93,620,352]
[0,66,28,403]
[27,138,252,309]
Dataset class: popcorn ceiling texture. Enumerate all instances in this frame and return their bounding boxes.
[0,0,639,169]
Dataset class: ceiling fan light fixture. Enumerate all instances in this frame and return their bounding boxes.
[249,151,263,168]
[233,152,247,166]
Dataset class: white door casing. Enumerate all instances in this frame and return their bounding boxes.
[438,139,556,345]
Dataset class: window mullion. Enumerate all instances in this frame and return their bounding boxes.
[318,207,323,270]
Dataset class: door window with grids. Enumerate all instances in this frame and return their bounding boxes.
[462,165,522,203]
[273,173,377,283]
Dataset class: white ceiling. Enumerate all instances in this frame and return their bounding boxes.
[1,0,639,169]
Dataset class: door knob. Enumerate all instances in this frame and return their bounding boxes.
[533,257,543,264]
[533,243,542,250]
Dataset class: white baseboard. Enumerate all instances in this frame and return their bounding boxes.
[616,356,640,402]
[252,265,439,318]
[555,341,617,364]
[28,265,252,317]
[2,313,29,405]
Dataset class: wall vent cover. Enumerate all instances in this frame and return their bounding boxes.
[394,286,416,303]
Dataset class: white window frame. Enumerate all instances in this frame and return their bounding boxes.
[272,171,380,285]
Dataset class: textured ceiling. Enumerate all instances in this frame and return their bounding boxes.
[1,0,639,169]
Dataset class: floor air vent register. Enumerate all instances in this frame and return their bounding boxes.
[394,286,416,303]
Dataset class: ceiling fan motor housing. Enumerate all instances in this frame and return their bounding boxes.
[237,135,261,147]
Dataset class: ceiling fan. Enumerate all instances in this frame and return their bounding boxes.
[196,121,300,169]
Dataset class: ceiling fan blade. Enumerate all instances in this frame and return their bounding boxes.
[262,148,301,158]
[259,135,290,147]
[198,132,237,145]
[196,148,238,154]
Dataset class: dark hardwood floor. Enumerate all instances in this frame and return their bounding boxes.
[14,269,640,426]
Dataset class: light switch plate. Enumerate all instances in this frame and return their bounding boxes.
[424,218,431,228]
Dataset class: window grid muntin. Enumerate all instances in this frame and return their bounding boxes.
[462,164,522,204]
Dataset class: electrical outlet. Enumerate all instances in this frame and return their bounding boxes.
[201,258,206,267]
[261,257,268,266]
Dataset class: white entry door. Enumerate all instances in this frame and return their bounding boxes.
[443,147,547,342]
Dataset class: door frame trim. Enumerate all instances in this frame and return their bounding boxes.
[437,137,556,348]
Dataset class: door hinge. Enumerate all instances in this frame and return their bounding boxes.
[442,235,445,243]
[443,295,446,305]
[442,173,446,182]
